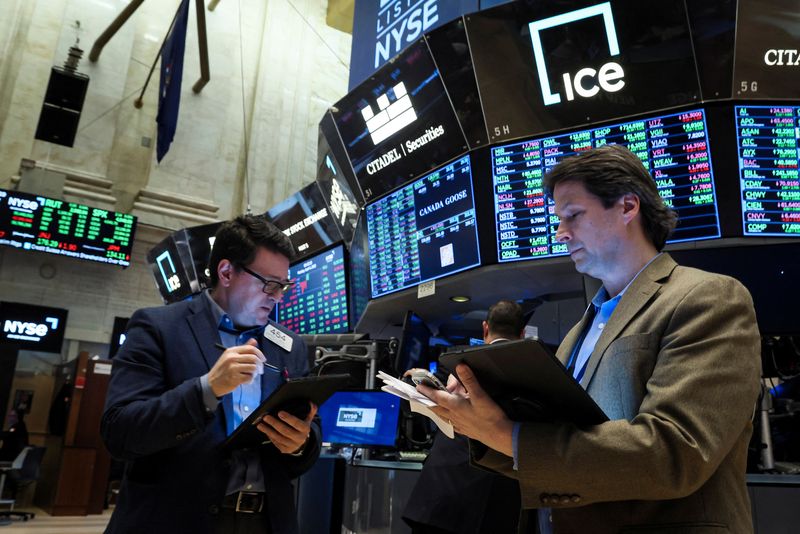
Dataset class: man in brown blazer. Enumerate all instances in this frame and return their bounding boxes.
[421,145,762,534]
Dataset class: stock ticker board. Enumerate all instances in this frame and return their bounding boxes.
[735,106,800,237]
[0,188,136,267]
[493,108,721,263]
[366,154,481,298]
[278,244,348,335]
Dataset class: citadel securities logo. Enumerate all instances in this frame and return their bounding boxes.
[528,2,625,106]
[361,81,417,145]
[764,49,800,66]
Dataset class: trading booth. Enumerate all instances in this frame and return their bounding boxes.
[142,1,800,532]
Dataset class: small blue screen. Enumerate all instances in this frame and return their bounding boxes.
[318,391,400,447]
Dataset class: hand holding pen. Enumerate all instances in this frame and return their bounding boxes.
[207,339,267,397]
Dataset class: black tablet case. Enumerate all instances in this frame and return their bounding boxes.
[223,373,351,449]
[439,339,608,426]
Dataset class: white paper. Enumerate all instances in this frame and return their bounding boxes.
[377,371,454,439]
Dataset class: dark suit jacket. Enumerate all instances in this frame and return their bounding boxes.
[101,295,320,534]
[477,254,762,534]
[403,432,521,533]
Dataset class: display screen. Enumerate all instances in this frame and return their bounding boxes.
[318,390,400,447]
[0,301,68,353]
[494,108,721,262]
[317,112,362,245]
[332,39,468,202]
[265,182,342,261]
[733,0,800,100]
[277,245,348,335]
[465,0,699,143]
[146,235,195,303]
[396,311,432,374]
[0,188,136,267]
[735,105,800,237]
[366,155,481,297]
[182,222,222,289]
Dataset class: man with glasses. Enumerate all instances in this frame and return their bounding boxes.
[102,214,319,534]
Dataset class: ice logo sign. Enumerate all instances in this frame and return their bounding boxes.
[361,82,417,145]
[528,2,625,106]
[155,250,181,292]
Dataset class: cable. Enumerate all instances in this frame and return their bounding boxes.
[237,0,251,213]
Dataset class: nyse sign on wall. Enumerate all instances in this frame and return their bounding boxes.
[349,0,478,90]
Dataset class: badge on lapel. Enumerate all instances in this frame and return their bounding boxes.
[264,325,293,352]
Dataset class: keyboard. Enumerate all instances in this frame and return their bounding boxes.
[398,450,428,462]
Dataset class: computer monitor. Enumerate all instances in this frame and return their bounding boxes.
[366,154,481,298]
[277,244,349,335]
[0,188,136,267]
[493,107,722,262]
[395,311,433,374]
[318,390,401,447]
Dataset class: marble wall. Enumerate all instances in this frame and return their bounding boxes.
[0,0,351,350]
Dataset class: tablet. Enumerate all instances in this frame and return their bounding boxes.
[223,373,351,449]
[439,339,608,426]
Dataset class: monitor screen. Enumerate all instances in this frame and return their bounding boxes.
[733,0,800,100]
[0,188,136,267]
[146,235,195,303]
[735,105,800,237]
[348,212,371,329]
[265,182,342,260]
[318,390,401,447]
[181,222,222,289]
[0,301,68,353]
[465,0,699,143]
[395,311,433,374]
[277,245,348,335]
[332,39,469,202]
[317,111,363,244]
[494,107,721,263]
[366,154,481,297]
[109,316,130,358]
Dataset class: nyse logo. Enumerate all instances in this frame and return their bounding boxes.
[3,316,59,342]
[361,81,417,145]
[155,251,182,292]
[529,2,625,106]
[336,407,377,428]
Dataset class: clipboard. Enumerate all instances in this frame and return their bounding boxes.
[439,339,608,427]
[223,373,351,449]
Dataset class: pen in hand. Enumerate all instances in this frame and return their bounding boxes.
[214,342,281,374]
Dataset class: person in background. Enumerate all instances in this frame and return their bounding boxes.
[422,145,762,534]
[402,300,526,534]
[102,214,319,534]
[0,409,29,462]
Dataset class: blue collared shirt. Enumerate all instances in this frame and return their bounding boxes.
[201,290,267,494]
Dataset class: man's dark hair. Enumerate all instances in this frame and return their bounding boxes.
[486,300,525,340]
[208,214,295,287]
[542,144,678,250]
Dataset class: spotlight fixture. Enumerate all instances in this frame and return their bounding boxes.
[450,296,470,303]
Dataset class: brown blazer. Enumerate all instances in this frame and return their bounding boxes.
[477,254,761,534]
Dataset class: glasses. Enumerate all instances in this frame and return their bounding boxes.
[240,266,295,295]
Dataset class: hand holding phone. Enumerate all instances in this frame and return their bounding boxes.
[409,369,447,390]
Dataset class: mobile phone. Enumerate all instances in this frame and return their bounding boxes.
[410,369,447,390]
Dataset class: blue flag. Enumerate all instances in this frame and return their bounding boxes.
[156,0,191,163]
